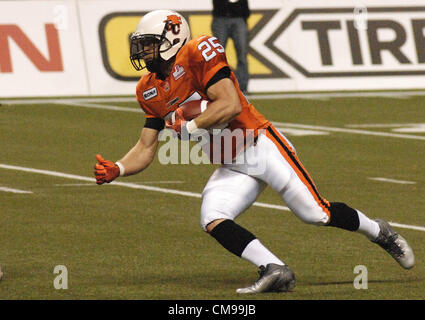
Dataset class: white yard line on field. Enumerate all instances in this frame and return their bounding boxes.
[247,92,415,100]
[132,181,186,184]
[0,98,136,105]
[54,180,185,186]
[56,101,141,113]
[388,222,425,232]
[0,186,33,194]
[0,98,140,113]
[347,123,424,128]
[0,163,290,212]
[368,177,417,185]
[2,90,425,105]
[273,126,329,136]
[273,122,425,141]
[4,98,425,141]
[54,183,98,187]
[1,163,424,233]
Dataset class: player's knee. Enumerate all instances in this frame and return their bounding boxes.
[290,201,330,226]
[298,212,329,226]
[201,195,236,232]
[205,218,227,233]
[200,206,231,232]
[282,185,330,226]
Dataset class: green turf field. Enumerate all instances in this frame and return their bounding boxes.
[0,93,424,300]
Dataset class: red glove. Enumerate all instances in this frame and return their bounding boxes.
[165,108,189,140]
[94,154,120,185]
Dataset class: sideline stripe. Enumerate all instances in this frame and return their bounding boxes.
[0,186,33,194]
[368,177,416,185]
[0,164,290,212]
[1,163,423,233]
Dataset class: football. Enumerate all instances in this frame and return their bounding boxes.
[176,99,210,121]
[169,100,228,131]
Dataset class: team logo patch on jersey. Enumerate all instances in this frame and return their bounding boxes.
[143,87,158,100]
[172,65,186,80]
[160,81,170,92]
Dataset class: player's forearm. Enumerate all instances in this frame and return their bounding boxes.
[195,77,241,129]
[194,99,241,129]
[117,143,156,176]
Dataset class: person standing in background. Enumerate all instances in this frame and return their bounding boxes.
[212,0,250,94]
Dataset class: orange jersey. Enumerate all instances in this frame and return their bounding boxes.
[136,35,270,132]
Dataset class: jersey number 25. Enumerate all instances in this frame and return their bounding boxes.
[197,37,225,62]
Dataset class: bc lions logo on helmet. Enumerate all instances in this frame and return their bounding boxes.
[164,15,182,35]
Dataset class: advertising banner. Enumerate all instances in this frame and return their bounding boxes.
[1,0,425,97]
[0,0,88,97]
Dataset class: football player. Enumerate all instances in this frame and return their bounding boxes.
[94,10,415,293]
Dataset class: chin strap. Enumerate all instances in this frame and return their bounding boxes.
[145,59,161,74]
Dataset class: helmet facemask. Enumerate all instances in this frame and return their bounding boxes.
[130,32,172,74]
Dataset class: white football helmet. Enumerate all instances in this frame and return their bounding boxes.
[130,10,191,73]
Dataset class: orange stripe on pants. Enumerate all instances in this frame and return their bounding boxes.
[266,125,331,217]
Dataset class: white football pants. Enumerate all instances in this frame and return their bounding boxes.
[201,125,331,231]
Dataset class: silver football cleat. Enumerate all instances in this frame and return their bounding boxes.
[372,219,415,269]
[236,263,296,294]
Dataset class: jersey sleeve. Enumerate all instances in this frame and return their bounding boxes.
[189,36,231,90]
[136,80,161,119]
[137,96,165,131]
[137,98,158,119]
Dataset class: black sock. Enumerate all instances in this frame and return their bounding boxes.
[326,202,360,231]
[209,220,256,257]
